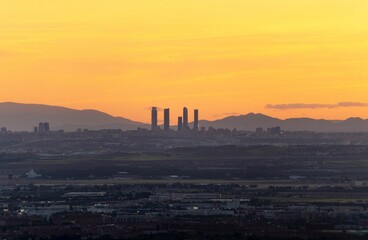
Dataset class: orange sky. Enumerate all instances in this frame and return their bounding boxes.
[1,0,368,123]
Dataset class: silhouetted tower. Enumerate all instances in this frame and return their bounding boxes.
[178,117,183,131]
[183,107,189,130]
[38,123,44,133]
[164,108,170,131]
[193,109,199,131]
[38,122,50,133]
[44,122,50,132]
[151,107,158,131]
[0,127,7,134]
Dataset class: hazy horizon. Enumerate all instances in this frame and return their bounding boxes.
[2,101,368,126]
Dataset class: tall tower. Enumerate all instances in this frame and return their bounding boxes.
[38,122,50,133]
[178,117,183,131]
[38,122,44,133]
[194,109,199,131]
[183,107,189,130]
[44,122,50,132]
[151,107,158,131]
[164,108,170,131]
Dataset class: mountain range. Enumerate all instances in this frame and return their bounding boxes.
[0,102,148,131]
[0,102,367,132]
[198,114,368,132]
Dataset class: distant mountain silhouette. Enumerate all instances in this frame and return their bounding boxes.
[199,113,368,132]
[1,103,368,132]
[0,102,148,131]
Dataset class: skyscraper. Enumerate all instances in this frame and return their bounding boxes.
[151,107,158,131]
[164,108,170,131]
[183,107,189,130]
[38,122,43,133]
[38,122,50,133]
[194,109,199,131]
[44,122,50,132]
[178,117,183,131]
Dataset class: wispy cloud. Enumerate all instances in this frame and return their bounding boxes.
[337,102,368,107]
[265,102,368,110]
[222,112,240,116]
[213,112,240,118]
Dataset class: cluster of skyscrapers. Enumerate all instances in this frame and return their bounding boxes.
[34,122,50,133]
[151,107,199,131]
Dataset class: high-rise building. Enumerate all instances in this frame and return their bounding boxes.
[193,109,199,131]
[151,107,158,131]
[0,127,7,134]
[183,107,189,130]
[164,108,170,131]
[38,123,44,133]
[267,126,281,135]
[178,117,183,131]
[38,122,50,133]
[44,122,50,132]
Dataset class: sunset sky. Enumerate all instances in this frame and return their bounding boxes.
[1,0,368,123]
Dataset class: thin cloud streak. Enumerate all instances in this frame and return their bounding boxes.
[265,102,368,110]
[212,112,241,118]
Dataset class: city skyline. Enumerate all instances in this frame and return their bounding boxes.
[152,106,200,130]
[3,101,368,127]
[1,1,368,122]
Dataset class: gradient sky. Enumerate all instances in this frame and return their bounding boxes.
[1,0,368,123]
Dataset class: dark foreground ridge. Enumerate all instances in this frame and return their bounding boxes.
[1,145,368,239]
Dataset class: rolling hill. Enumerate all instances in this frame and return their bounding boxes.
[0,102,148,131]
[198,113,368,132]
[1,103,367,132]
